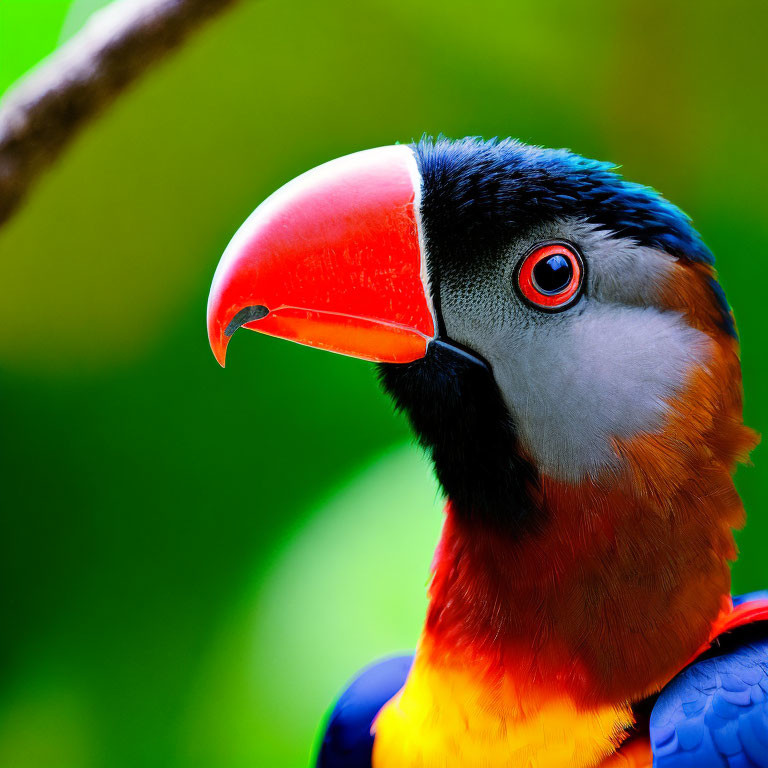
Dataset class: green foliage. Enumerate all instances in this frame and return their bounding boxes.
[1,1,767,766]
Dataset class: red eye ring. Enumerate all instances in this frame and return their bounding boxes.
[516,241,584,311]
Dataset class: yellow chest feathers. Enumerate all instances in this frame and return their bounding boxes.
[371,646,634,768]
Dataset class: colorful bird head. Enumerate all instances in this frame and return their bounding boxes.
[208,136,754,532]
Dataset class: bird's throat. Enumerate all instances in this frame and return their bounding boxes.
[427,478,738,704]
[373,456,744,767]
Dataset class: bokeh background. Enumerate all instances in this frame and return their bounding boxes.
[1,1,767,766]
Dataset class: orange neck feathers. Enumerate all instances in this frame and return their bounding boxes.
[425,324,754,705]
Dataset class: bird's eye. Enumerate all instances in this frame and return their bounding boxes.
[516,242,584,311]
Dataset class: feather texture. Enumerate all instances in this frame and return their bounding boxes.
[650,637,768,767]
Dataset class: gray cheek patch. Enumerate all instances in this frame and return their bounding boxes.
[573,220,679,307]
[436,216,710,483]
[467,303,711,482]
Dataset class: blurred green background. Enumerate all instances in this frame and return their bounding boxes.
[1,1,767,766]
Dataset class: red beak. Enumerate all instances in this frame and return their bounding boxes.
[207,145,437,367]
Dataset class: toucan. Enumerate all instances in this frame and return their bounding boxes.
[207,137,768,768]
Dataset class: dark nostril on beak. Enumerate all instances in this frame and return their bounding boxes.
[225,305,270,337]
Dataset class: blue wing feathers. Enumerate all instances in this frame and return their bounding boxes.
[733,593,768,608]
[317,655,413,768]
[651,637,768,767]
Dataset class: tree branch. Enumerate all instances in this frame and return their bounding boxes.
[0,0,240,228]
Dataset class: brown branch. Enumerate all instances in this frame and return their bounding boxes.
[0,0,241,228]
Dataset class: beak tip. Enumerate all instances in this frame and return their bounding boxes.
[213,343,228,368]
[207,289,232,367]
[208,324,229,368]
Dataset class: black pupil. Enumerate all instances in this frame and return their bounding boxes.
[532,253,572,294]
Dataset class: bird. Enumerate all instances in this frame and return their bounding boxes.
[207,137,768,768]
